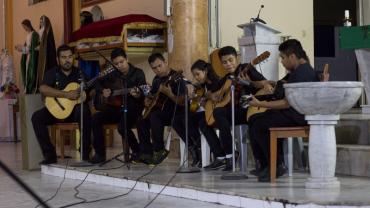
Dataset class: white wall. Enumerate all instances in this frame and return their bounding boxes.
[362,0,370,25]
[219,0,314,78]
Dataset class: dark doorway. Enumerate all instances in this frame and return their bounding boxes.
[314,0,358,81]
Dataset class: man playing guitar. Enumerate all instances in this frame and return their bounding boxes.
[137,53,185,165]
[210,46,269,171]
[90,48,147,164]
[32,44,92,165]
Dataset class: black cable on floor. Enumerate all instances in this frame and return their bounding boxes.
[34,160,70,208]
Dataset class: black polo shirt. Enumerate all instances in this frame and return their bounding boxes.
[279,62,320,124]
[220,63,266,96]
[97,63,147,112]
[42,66,81,90]
[151,69,185,113]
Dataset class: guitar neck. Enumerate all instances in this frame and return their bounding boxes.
[112,88,133,96]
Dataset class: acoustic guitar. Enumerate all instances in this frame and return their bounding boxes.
[94,84,151,111]
[45,68,114,119]
[189,87,205,113]
[142,71,183,119]
[204,51,270,125]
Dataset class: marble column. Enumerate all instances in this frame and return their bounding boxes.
[168,0,209,79]
[305,115,340,189]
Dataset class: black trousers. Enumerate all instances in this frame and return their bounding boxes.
[91,107,141,157]
[198,112,225,158]
[137,109,181,153]
[172,112,202,148]
[248,109,305,168]
[213,106,248,155]
[31,105,91,160]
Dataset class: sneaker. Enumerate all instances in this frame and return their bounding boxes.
[204,158,226,170]
[89,154,106,164]
[129,152,142,164]
[257,164,287,182]
[39,157,57,165]
[152,149,169,165]
[139,153,155,165]
[222,158,233,171]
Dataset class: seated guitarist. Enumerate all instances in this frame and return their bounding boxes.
[90,48,147,164]
[137,53,186,165]
[172,60,223,168]
[211,46,269,171]
[31,44,92,165]
[248,39,320,182]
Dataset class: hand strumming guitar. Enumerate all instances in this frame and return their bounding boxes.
[130,87,141,98]
[102,88,111,98]
[248,96,262,107]
[144,97,153,107]
[66,89,80,100]
[158,84,173,97]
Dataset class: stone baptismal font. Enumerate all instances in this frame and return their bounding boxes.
[284,81,363,189]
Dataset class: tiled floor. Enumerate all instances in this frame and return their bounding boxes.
[40,143,370,208]
[0,142,232,208]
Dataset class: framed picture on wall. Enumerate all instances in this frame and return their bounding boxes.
[81,0,112,8]
[28,0,47,5]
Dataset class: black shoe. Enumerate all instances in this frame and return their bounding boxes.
[204,158,226,170]
[129,152,142,164]
[257,167,270,182]
[222,158,233,171]
[189,146,201,167]
[257,164,287,182]
[152,149,169,165]
[249,161,265,176]
[139,153,154,165]
[90,154,106,164]
[39,157,57,165]
[276,164,287,177]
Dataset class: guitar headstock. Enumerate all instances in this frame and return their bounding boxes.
[251,51,270,66]
[139,84,152,96]
[99,65,115,78]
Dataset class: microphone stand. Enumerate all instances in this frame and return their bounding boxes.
[71,69,94,167]
[177,79,200,173]
[221,78,248,180]
[99,76,129,168]
[83,45,128,167]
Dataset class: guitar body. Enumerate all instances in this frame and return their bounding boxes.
[204,79,232,126]
[189,88,205,113]
[142,93,168,119]
[246,88,269,121]
[45,82,86,119]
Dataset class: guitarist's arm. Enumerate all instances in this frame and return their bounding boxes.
[249,96,290,109]
[159,85,185,105]
[39,84,80,100]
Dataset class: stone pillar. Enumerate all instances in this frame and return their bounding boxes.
[305,115,340,189]
[168,0,209,79]
[72,0,81,32]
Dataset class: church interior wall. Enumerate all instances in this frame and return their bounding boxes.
[218,0,314,79]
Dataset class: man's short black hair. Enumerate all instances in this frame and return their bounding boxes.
[218,46,237,59]
[279,39,309,62]
[57,44,73,57]
[148,53,165,64]
[111,47,127,60]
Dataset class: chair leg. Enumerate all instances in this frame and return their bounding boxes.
[56,128,64,159]
[165,127,172,151]
[287,137,293,177]
[179,139,186,166]
[270,132,277,183]
[200,132,211,167]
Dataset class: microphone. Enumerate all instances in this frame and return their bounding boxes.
[252,5,267,24]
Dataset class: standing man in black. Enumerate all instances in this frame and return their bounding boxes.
[90,48,147,164]
[248,39,320,182]
[32,44,92,165]
[137,53,185,165]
